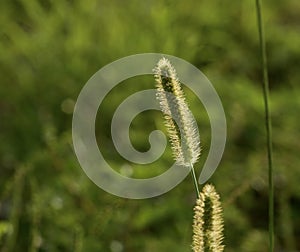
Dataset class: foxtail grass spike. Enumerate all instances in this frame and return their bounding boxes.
[192,184,224,252]
[153,57,201,167]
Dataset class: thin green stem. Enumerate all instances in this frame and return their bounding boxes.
[190,163,200,199]
[255,0,274,251]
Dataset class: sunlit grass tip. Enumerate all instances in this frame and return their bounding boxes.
[192,184,224,252]
[153,57,201,166]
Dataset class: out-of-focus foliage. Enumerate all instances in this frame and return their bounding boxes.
[0,0,299,251]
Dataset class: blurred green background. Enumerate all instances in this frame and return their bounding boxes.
[0,0,300,251]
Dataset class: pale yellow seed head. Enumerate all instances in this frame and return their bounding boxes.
[192,184,224,252]
[153,57,201,166]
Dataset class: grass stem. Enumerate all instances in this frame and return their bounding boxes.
[255,0,274,251]
[190,163,200,199]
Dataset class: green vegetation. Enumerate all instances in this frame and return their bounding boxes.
[255,0,274,250]
[0,0,300,251]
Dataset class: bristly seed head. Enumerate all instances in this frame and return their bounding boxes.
[192,184,225,252]
[153,57,201,166]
